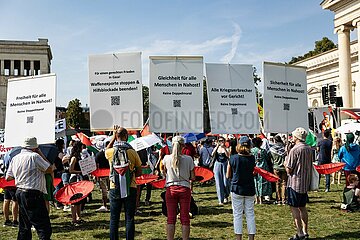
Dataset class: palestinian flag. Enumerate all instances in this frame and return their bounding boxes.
[76,132,99,154]
[140,119,151,137]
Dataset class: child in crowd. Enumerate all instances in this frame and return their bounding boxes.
[342,174,360,212]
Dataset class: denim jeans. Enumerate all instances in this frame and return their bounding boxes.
[15,189,52,240]
[214,161,230,203]
[109,187,137,240]
[231,193,256,235]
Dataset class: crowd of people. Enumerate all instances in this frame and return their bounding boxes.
[1,125,360,240]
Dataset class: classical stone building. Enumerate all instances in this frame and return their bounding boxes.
[0,38,52,128]
[293,0,360,109]
[294,40,359,108]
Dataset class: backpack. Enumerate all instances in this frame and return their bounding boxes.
[110,143,134,198]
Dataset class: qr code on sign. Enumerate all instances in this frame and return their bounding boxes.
[283,103,290,111]
[173,100,181,108]
[111,96,120,106]
[231,108,238,115]
[27,116,34,124]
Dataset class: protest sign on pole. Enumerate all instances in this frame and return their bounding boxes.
[263,62,308,133]
[79,156,97,176]
[4,74,56,147]
[149,56,203,133]
[206,64,260,134]
[0,145,12,156]
[89,52,143,131]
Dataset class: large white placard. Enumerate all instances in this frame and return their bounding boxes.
[89,52,143,131]
[263,62,308,133]
[206,64,260,134]
[149,56,203,133]
[4,74,56,147]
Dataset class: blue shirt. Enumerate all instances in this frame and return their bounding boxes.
[317,138,332,164]
[229,154,256,196]
[199,145,214,167]
[338,143,360,171]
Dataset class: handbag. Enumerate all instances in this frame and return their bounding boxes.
[208,151,217,169]
[309,164,319,191]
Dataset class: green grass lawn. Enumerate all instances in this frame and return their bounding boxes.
[1,182,359,240]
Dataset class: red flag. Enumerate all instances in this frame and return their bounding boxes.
[253,167,279,182]
[76,132,92,146]
[314,163,345,175]
[259,132,266,139]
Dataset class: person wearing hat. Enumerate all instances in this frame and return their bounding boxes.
[6,136,54,240]
[226,136,256,240]
[285,128,313,240]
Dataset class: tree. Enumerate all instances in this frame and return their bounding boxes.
[66,98,86,129]
[142,85,149,123]
[253,67,263,106]
[203,77,211,132]
[289,37,336,64]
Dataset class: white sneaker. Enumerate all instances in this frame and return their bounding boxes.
[63,205,71,212]
[224,198,229,204]
[96,206,108,212]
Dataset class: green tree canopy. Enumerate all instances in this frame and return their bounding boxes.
[66,98,86,129]
[289,37,336,64]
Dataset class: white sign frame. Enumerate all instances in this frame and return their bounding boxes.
[79,156,97,176]
[206,63,260,134]
[263,62,308,133]
[89,52,143,131]
[4,74,56,147]
[149,56,203,133]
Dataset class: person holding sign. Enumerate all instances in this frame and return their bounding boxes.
[6,137,53,240]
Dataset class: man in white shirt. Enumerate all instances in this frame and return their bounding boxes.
[6,137,53,240]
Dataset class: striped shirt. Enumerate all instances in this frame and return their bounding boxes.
[286,142,313,194]
[6,149,50,194]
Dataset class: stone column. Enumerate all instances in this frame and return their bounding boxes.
[353,18,360,108]
[20,60,24,76]
[30,61,34,76]
[0,60,3,75]
[10,60,14,76]
[335,25,353,108]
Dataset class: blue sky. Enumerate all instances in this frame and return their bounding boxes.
[1,0,356,107]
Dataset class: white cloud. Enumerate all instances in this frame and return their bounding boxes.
[220,23,242,63]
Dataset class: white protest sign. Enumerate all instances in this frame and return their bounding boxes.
[79,156,97,176]
[0,145,12,156]
[263,62,308,133]
[149,56,203,133]
[55,118,66,133]
[4,74,56,147]
[206,64,260,134]
[89,52,143,131]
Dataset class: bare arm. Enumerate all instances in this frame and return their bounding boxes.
[226,162,232,179]
[190,169,195,181]
[211,145,219,157]
[69,157,82,174]
[286,166,293,175]
[107,125,120,149]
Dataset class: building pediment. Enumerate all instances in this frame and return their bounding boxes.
[321,0,357,11]
[308,87,321,95]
